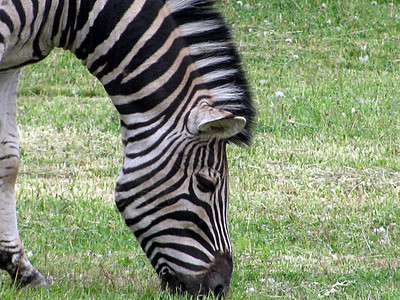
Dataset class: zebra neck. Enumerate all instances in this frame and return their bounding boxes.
[62,0,253,146]
[67,0,211,137]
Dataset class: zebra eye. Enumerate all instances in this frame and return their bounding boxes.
[195,174,216,193]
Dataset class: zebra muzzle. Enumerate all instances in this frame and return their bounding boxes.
[160,252,233,298]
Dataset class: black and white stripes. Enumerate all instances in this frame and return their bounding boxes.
[0,0,254,296]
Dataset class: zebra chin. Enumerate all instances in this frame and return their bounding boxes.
[159,252,233,298]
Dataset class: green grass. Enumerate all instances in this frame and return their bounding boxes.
[1,0,400,299]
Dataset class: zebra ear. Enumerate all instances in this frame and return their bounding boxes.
[190,104,246,138]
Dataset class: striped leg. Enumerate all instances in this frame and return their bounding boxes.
[0,70,46,287]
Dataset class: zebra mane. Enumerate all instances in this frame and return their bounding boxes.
[165,0,255,146]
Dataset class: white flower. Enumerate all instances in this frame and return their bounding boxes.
[360,45,367,51]
[326,19,331,25]
[359,55,369,63]
[244,3,251,9]
[263,31,268,37]
[27,251,33,257]
[246,287,255,292]
[274,91,285,98]
[351,108,356,114]
[236,1,243,6]
[285,38,293,43]
[292,54,299,59]
[370,1,377,5]
[268,277,276,284]
[374,226,386,233]
[321,3,327,9]
[259,79,267,86]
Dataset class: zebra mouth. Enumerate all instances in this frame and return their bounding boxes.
[160,268,189,295]
[159,253,232,297]
[160,270,228,298]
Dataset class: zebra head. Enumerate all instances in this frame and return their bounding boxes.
[115,101,247,297]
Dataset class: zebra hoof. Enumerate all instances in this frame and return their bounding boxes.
[0,251,48,289]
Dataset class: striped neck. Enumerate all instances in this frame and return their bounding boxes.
[62,0,254,145]
[71,1,211,113]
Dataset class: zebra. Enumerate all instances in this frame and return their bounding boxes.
[0,0,254,296]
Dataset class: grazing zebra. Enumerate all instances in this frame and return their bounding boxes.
[0,0,254,296]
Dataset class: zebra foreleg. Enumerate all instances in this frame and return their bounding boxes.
[0,70,47,287]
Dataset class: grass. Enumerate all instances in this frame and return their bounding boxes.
[1,0,400,299]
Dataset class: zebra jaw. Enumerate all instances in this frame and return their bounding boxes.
[188,103,247,139]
